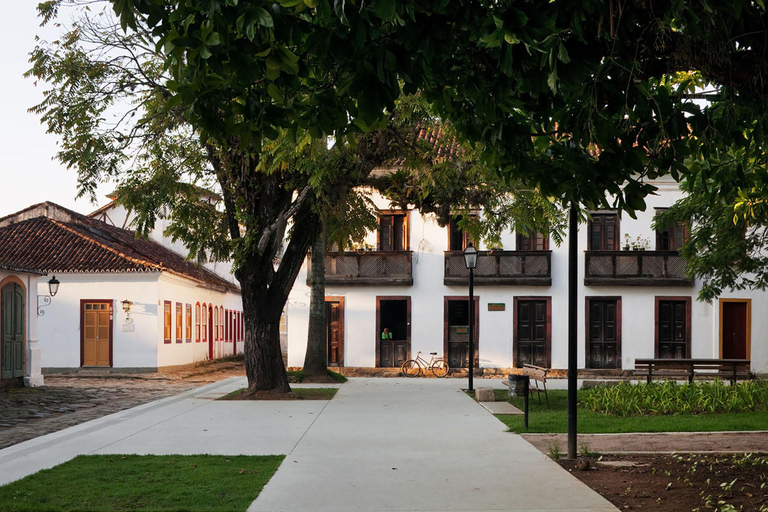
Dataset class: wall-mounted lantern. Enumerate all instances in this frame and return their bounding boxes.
[37,275,61,316]
[120,299,133,314]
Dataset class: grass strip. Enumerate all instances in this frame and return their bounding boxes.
[287,369,347,383]
[494,389,768,433]
[218,387,338,400]
[0,454,284,512]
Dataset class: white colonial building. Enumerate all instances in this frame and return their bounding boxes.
[0,202,244,374]
[286,176,768,375]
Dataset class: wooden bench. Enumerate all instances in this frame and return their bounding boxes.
[634,358,751,384]
[503,364,549,408]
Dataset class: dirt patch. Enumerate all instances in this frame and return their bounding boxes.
[219,387,338,401]
[561,453,768,511]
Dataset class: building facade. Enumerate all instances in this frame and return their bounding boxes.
[286,177,767,375]
[0,203,245,373]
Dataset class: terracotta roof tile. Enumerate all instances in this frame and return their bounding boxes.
[0,202,238,292]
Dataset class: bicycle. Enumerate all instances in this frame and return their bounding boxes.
[401,351,450,378]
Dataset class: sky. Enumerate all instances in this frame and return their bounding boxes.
[0,2,113,218]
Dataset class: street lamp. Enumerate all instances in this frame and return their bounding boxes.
[463,242,478,392]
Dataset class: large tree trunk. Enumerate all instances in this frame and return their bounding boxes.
[237,202,320,394]
[303,227,328,377]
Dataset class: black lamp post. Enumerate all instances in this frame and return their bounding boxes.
[463,242,478,392]
[38,275,61,316]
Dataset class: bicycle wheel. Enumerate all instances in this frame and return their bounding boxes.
[401,360,421,377]
[431,359,449,378]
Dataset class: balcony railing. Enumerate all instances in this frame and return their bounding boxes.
[314,251,413,286]
[444,250,552,286]
[584,250,693,286]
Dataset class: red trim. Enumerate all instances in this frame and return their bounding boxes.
[195,302,201,342]
[208,305,214,359]
[163,300,172,344]
[175,302,183,343]
[654,296,692,358]
[512,296,552,368]
[201,303,207,343]
[185,303,192,342]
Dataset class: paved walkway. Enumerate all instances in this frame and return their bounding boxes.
[0,377,617,512]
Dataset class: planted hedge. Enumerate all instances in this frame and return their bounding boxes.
[580,380,768,416]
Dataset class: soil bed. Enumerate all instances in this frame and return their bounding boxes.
[561,453,768,511]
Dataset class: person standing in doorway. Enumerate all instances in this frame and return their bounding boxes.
[382,327,393,340]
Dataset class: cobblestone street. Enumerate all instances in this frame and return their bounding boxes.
[0,359,245,449]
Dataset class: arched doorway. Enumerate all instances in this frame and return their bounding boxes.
[1,280,25,381]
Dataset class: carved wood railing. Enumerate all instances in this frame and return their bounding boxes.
[444,250,552,286]
[584,251,693,286]
[312,251,413,286]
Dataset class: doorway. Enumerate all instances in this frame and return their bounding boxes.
[586,297,621,369]
[444,296,479,369]
[81,300,112,367]
[376,297,410,367]
[514,297,551,368]
[1,281,25,380]
[720,299,750,359]
[655,297,691,359]
[325,297,345,367]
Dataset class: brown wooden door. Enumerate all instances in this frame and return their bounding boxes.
[516,299,547,367]
[82,301,112,367]
[588,214,619,250]
[658,300,688,358]
[722,301,748,359]
[326,300,344,367]
[445,297,479,368]
[588,299,618,368]
[1,283,24,379]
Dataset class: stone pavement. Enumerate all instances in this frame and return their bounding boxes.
[0,376,618,511]
[0,360,244,450]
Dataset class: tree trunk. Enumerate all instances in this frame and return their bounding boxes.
[303,228,328,377]
[237,203,320,394]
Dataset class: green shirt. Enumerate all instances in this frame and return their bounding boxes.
[381,332,392,340]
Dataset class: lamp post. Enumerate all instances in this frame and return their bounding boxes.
[463,242,478,392]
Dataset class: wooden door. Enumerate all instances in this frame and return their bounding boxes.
[445,297,479,368]
[722,301,749,359]
[588,214,619,250]
[658,300,688,358]
[82,301,112,367]
[588,299,619,369]
[326,299,344,367]
[516,299,548,367]
[1,283,24,379]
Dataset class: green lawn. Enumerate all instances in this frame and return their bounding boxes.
[493,390,768,433]
[0,454,284,512]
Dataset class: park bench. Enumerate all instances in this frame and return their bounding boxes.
[634,358,751,384]
[503,364,549,408]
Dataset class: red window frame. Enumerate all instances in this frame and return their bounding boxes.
[219,306,224,343]
[163,301,172,344]
[214,306,219,341]
[175,302,183,343]
[202,303,207,343]
[185,303,192,342]
[195,303,201,342]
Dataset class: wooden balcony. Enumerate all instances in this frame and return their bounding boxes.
[444,251,552,286]
[584,251,693,286]
[314,251,413,286]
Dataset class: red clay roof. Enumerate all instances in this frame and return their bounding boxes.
[0,202,238,292]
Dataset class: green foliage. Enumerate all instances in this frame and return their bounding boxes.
[580,381,768,417]
[0,454,284,511]
[287,369,347,383]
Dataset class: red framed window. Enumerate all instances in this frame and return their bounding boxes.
[175,303,183,343]
[195,303,201,342]
[219,306,224,342]
[202,303,207,343]
[185,304,192,342]
[225,309,230,342]
[214,307,219,341]
[163,301,172,344]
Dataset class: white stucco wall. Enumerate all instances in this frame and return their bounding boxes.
[156,273,243,367]
[37,272,161,369]
[287,179,766,373]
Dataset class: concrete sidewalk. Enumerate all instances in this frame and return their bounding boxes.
[0,377,616,511]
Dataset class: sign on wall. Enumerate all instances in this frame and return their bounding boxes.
[487,303,506,311]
